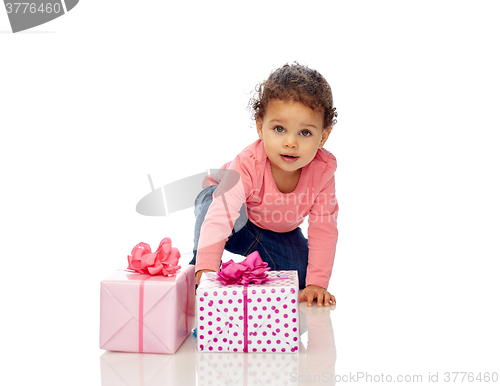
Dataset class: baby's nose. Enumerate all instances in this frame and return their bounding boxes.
[284,135,298,148]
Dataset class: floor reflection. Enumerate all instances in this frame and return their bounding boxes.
[297,302,337,385]
[100,335,196,386]
[100,301,336,386]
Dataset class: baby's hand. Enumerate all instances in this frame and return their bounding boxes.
[299,285,336,307]
[195,269,215,285]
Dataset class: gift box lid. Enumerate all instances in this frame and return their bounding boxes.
[197,270,298,290]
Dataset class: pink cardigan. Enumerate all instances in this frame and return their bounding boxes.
[195,139,339,289]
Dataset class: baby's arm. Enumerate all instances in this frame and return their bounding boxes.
[302,169,339,307]
[195,164,251,285]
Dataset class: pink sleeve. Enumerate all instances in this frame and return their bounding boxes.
[195,155,252,274]
[305,173,339,289]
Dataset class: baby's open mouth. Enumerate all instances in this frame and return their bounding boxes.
[280,154,299,163]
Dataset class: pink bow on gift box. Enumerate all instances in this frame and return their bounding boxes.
[217,251,271,285]
[127,237,181,276]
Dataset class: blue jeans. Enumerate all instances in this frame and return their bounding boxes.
[189,186,309,289]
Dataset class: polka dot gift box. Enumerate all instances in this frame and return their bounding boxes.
[196,252,300,353]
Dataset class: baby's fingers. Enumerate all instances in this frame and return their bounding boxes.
[195,269,214,285]
[298,288,311,303]
[298,289,306,303]
[315,290,324,307]
[306,292,317,307]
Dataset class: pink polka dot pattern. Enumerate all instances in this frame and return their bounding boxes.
[196,270,300,353]
[197,351,299,385]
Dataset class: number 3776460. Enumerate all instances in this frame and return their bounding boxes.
[5,3,63,14]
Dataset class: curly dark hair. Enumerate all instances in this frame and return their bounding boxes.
[249,63,337,129]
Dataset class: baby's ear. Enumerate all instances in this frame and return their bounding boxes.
[256,119,264,140]
[319,126,332,148]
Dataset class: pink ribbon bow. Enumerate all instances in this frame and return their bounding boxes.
[127,237,181,276]
[217,251,271,285]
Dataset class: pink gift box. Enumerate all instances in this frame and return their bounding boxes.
[100,265,195,354]
[196,270,300,353]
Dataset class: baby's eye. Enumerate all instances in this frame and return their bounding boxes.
[274,126,285,133]
[300,130,312,137]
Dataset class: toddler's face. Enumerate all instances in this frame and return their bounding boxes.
[256,99,331,178]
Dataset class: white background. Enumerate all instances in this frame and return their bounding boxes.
[1,1,499,385]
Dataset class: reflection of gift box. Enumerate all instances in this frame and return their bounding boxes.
[197,351,299,386]
[100,336,196,386]
[196,270,300,353]
[100,265,195,354]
